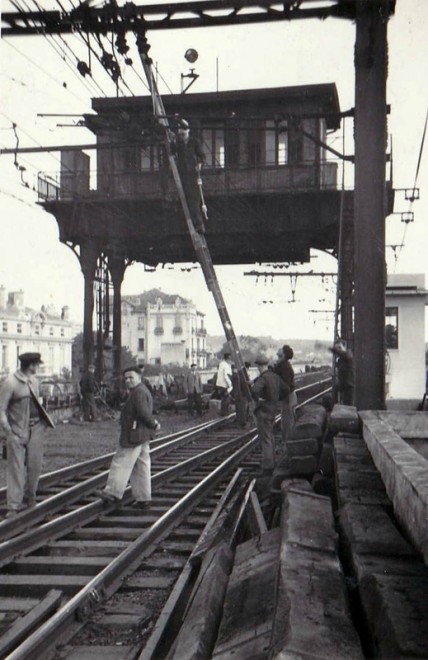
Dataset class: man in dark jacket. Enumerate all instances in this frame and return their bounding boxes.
[96,366,160,509]
[185,364,203,416]
[274,345,296,443]
[252,355,286,475]
[79,365,98,422]
[330,340,354,405]
[173,119,206,234]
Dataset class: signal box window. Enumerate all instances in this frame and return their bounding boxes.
[385,307,398,349]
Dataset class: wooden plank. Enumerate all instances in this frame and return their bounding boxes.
[0,597,39,612]
[8,556,111,575]
[0,576,88,597]
[0,589,63,658]
[170,543,234,660]
[271,488,364,659]
[246,492,268,536]
[212,529,281,658]
[138,564,194,660]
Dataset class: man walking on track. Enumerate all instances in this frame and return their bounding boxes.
[96,366,160,509]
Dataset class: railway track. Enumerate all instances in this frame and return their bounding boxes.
[0,375,331,659]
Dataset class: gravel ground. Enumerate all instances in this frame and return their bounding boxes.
[0,407,218,489]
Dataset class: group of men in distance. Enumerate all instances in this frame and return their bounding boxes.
[211,347,297,476]
[0,339,353,518]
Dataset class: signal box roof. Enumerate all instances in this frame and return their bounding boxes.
[86,83,341,132]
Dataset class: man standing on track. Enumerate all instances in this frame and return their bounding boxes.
[216,353,233,416]
[274,345,296,444]
[96,366,160,510]
[79,364,99,422]
[252,355,286,476]
[185,363,203,416]
[0,352,53,518]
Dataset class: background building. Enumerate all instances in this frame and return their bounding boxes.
[118,289,207,368]
[0,286,74,378]
[385,274,428,406]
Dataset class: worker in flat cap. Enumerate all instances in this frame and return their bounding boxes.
[251,355,289,476]
[0,352,54,518]
[274,344,297,446]
[171,117,206,234]
[330,339,354,405]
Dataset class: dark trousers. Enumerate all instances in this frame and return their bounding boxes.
[187,391,202,416]
[217,387,230,416]
[82,393,98,421]
[235,395,249,427]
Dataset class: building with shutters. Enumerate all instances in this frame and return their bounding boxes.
[118,289,207,368]
[0,286,74,378]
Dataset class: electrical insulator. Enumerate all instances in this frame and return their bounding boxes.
[115,33,129,55]
[77,60,91,77]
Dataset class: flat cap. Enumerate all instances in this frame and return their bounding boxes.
[254,355,269,365]
[19,352,43,365]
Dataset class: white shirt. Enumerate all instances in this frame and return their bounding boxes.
[216,359,232,391]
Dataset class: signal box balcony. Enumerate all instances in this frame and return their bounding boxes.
[37,84,390,266]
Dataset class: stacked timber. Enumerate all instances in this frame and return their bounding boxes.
[284,403,327,475]
[211,481,363,659]
[334,432,428,658]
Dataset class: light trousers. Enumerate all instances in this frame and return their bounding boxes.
[7,424,44,511]
[104,442,151,501]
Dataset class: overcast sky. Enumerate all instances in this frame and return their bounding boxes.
[0,0,427,341]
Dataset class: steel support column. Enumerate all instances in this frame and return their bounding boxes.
[354,1,388,410]
[79,242,99,371]
[109,256,127,387]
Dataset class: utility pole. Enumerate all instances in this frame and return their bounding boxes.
[354,1,389,410]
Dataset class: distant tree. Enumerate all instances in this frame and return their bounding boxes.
[218,336,268,365]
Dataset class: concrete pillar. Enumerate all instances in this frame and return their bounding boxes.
[109,256,127,384]
[79,242,98,371]
[354,2,389,410]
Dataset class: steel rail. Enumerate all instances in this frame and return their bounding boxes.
[0,427,255,567]
[0,419,230,540]
[0,376,330,537]
[5,437,257,660]
[0,413,234,504]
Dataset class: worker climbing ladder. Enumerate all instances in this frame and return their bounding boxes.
[136,31,252,402]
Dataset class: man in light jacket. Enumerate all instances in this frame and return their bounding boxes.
[96,366,160,510]
[0,352,48,518]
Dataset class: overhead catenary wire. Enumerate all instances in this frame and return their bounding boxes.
[393,105,428,269]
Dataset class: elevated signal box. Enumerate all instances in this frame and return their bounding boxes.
[39,83,344,266]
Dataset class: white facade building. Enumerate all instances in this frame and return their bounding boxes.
[385,274,428,404]
[118,289,207,368]
[0,287,74,378]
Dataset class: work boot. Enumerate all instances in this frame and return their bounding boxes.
[95,490,121,505]
[133,500,151,511]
